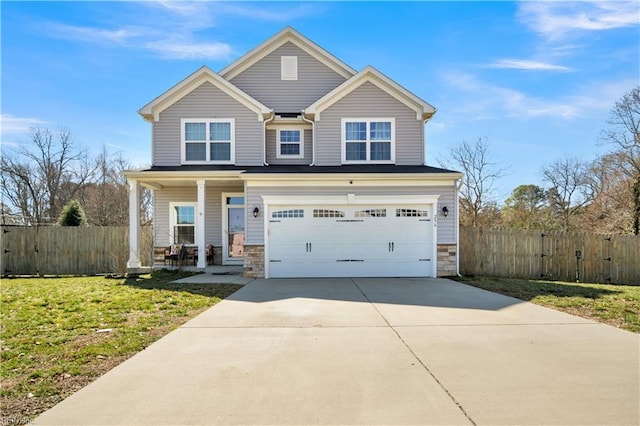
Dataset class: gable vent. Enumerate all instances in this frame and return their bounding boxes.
[281,56,298,81]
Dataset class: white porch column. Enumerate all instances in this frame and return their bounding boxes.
[196,179,206,268]
[127,178,141,269]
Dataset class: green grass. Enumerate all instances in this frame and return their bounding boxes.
[0,270,241,423]
[456,277,640,333]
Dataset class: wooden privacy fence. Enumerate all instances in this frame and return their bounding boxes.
[460,226,640,285]
[1,226,153,276]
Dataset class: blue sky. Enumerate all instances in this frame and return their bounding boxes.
[2,1,638,201]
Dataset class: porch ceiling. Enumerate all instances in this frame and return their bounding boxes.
[137,178,243,189]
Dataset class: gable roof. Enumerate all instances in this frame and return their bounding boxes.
[138,66,272,122]
[219,26,356,81]
[304,66,437,121]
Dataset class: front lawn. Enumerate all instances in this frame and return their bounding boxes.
[457,277,640,333]
[0,270,241,423]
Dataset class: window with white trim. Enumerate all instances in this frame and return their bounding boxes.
[342,118,395,163]
[277,129,304,158]
[182,119,234,164]
[170,203,196,245]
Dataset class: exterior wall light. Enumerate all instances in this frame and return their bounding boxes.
[253,207,260,218]
[442,206,449,218]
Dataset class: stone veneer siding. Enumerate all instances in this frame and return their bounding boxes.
[243,244,455,278]
[437,244,457,277]
[243,245,265,278]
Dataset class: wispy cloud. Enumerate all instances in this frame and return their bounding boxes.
[46,22,232,61]
[518,1,640,40]
[487,59,572,72]
[41,2,321,61]
[439,71,635,121]
[144,40,232,60]
[1,114,49,136]
[214,3,320,22]
[47,23,141,45]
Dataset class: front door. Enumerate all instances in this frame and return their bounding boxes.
[222,194,244,264]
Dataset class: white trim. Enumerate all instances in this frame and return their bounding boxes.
[220,27,356,80]
[306,66,436,122]
[169,202,197,246]
[246,178,457,187]
[275,127,304,159]
[138,66,271,122]
[196,180,206,268]
[221,192,245,265]
[341,118,395,164]
[181,118,235,165]
[261,194,440,206]
[126,179,141,269]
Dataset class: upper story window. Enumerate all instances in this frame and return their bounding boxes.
[277,129,304,158]
[342,118,395,164]
[281,56,298,81]
[181,118,234,164]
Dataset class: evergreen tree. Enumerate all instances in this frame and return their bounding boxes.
[57,199,88,226]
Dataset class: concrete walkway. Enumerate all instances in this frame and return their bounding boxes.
[35,278,639,425]
[169,266,254,285]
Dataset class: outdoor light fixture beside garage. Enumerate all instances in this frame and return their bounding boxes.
[442,206,449,217]
[253,207,260,218]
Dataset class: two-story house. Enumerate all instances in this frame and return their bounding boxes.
[124,27,462,278]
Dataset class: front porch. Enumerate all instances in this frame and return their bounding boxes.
[123,168,250,275]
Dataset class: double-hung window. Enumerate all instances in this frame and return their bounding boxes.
[182,119,234,164]
[342,118,395,163]
[170,203,196,245]
[277,128,304,158]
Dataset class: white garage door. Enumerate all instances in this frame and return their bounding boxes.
[267,205,435,278]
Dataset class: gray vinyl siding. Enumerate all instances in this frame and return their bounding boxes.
[266,129,312,165]
[229,42,347,112]
[245,184,456,245]
[315,82,424,166]
[152,82,264,166]
[153,185,242,247]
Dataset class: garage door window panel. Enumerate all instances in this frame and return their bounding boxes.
[396,208,429,217]
[272,209,304,218]
[355,208,387,217]
[313,209,345,218]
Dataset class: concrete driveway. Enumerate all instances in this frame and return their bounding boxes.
[35,278,639,425]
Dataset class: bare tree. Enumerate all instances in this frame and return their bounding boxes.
[542,157,592,231]
[79,147,129,225]
[600,86,640,234]
[579,153,634,234]
[439,137,506,227]
[1,128,94,224]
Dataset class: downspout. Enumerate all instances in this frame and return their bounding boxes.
[301,110,315,166]
[263,112,275,166]
[456,177,463,276]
